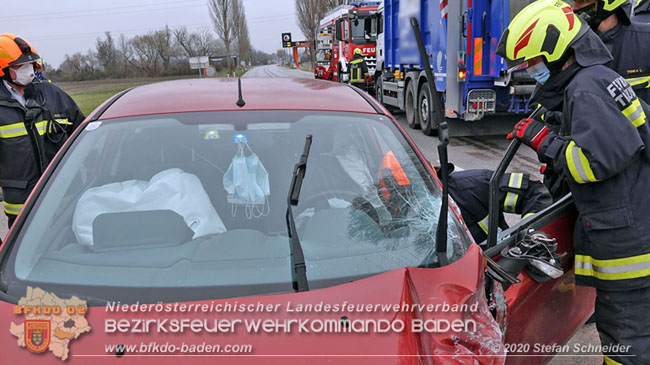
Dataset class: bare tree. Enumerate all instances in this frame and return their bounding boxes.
[296,0,326,66]
[130,34,162,76]
[233,0,251,65]
[119,33,133,77]
[208,0,236,69]
[174,26,218,58]
[150,25,175,72]
[95,32,120,77]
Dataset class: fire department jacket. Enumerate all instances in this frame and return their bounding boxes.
[534,27,650,291]
[447,169,552,245]
[600,20,650,104]
[349,54,369,84]
[634,0,650,23]
[0,80,84,217]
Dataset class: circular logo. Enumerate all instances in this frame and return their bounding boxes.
[283,35,290,42]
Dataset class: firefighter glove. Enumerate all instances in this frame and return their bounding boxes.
[507,118,549,151]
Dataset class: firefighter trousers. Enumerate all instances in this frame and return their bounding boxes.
[595,287,650,365]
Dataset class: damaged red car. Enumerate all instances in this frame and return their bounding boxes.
[0,78,593,364]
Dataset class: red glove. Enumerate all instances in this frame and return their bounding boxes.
[507,118,549,151]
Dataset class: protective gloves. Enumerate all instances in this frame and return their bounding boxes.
[506,118,549,151]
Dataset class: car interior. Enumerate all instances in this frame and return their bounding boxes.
[11,113,471,294]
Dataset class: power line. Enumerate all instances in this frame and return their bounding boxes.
[0,0,204,20]
[1,3,207,22]
[28,23,214,42]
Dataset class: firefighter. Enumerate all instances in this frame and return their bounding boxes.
[572,0,650,103]
[0,34,84,227]
[445,169,552,245]
[635,0,650,22]
[348,48,369,90]
[34,57,49,82]
[497,2,650,364]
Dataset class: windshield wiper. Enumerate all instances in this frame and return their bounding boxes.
[286,134,312,292]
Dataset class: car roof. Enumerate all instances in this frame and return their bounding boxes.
[97,77,379,119]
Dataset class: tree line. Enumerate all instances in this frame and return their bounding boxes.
[49,0,272,81]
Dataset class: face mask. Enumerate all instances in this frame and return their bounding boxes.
[223,137,270,219]
[11,63,35,86]
[527,61,551,84]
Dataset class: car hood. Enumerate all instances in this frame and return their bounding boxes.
[1,245,504,364]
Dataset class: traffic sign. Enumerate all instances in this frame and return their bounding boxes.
[282,32,292,48]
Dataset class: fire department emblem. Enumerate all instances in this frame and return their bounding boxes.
[25,320,51,353]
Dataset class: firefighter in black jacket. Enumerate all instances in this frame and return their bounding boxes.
[0,34,84,227]
[634,0,650,22]
[572,0,650,104]
[348,48,369,90]
[498,2,650,364]
[446,169,552,245]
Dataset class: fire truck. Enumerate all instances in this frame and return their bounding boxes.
[314,1,380,85]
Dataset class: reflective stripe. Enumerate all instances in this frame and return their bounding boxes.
[575,253,650,280]
[622,98,647,128]
[0,121,48,138]
[477,215,489,234]
[3,202,23,215]
[604,355,624,365]
[504,173,523,213]
[55,118,71,125]
[508,173,523,189]
[473,38,483,76]
[0,122,28,138]
[626,75,650,89]
[565,141,598,184]
[522,212,535,219]
[504,192,519,213]
[36,121,47,135]
[349,59,363,64]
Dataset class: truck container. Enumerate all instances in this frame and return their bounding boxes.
[374,0,537,135]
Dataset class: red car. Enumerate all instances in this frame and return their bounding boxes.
[0,78,593,364]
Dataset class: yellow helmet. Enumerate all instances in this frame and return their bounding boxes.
[497,0,582,69]
[574,0,632,27]
[354,48,363,55]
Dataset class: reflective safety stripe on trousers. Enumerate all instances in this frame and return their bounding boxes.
[3,201,24,215]
[565,141,599,184]
[603,355,624,365]
[0,121,47,139]
[504,173,523,213]
[575,252,650,280]
[478,215,489,234]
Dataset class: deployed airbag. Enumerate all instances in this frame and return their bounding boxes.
[73,168,226,246]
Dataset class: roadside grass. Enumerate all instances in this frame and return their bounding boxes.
[58,69,250,116]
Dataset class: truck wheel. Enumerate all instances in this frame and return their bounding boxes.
[418,83,441,136]
[405,82,419,129]
[374,77,383,103]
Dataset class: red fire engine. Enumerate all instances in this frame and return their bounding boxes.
[314,1,380,84]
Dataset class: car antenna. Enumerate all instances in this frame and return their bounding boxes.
[236,77,245,107]
[410,17,449,267]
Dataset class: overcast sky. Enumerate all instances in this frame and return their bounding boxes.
[3,0,305,68]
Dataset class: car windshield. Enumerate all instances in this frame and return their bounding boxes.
[3,110,471,303]
[351,15,377,42]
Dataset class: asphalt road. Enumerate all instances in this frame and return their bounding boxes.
[243,64,314,78]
